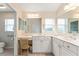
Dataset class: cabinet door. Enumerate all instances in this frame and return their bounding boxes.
[63,41,77,54]
[37,36,45,52]
[53,40,60,56]
[53,38,63,56]
[62,47,77,56]
[41,37,51,52]
[33,36,41,52]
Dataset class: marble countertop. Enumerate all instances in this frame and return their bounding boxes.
[18,33,79,46]
[32,33,79,46]
[53,35,79,47]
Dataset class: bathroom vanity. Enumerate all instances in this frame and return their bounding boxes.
[52,35,79,56]
[32,34,79,56]
[32,36,52,53]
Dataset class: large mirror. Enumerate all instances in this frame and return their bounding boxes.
[68,18,79,33]
[57,17,79,33]
[18,18,28,32]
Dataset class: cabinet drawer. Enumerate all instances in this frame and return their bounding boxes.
[53,37,63,46]
[62,47,77,56]
[45,36,51,39]
[38,36,45,40]
[63,42,77,54]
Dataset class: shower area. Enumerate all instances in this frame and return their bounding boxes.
[0,4,16,56]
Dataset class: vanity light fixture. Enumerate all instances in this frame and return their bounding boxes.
[27,13,40,18]
[64,3,79,12]
[64,4,77,12]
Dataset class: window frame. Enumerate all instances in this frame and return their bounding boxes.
[57,18,67,32]
[44,18,55,32]
[5,19,14,32]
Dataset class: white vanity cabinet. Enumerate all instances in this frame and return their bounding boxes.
[32,36,52,53]
[52,37,78,56]
[33,36,79,56]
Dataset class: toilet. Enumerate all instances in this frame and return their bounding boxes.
[0,42,5,53]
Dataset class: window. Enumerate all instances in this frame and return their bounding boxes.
[5,19,14,31]
[57,18,67,32]
[45,18,55,32]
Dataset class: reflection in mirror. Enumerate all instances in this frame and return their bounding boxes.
[18,18,28,32]
[69,18,78,33]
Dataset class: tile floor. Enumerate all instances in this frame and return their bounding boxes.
[18,50,53,56]
[27,53,53,56]
[0,48,14,56]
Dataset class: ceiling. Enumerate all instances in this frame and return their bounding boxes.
[0,3,15,12]
[17,3,63,12]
